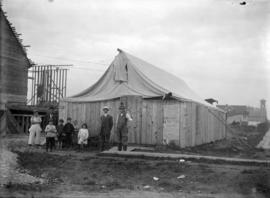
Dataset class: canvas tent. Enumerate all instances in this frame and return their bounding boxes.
[257,128,270,149]
[60,49,226,147]
[67,49,209,104]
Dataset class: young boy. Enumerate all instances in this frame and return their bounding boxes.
[45,119,57,152]
[56,119,64,149]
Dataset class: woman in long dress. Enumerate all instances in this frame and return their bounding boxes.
[28,110,42,147]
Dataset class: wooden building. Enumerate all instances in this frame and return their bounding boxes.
[59,49,226,147]
[0,6,32,135]
[0,6,31,107]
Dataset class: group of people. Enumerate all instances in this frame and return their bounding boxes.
[28,102,133,152]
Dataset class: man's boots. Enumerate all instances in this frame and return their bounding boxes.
[123,145,127,151]
[118,143,122,151]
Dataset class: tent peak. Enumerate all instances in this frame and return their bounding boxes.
[117,48,123,53]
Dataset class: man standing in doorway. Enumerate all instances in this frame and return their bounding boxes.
[116,102,133,151]
[100,106,113,151]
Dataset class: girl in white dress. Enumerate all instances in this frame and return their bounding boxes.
[28,110,42,147]
[77,123,89,151]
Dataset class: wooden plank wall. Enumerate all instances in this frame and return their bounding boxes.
[59,99,121,138]
[163,100,180,145]
[0,9,29,105]
[59,98,226,147]
[162,100,226,147]
[125,96,142,144]
[181,102,226,147]
[141,99,163,145]
[179,102,187,147]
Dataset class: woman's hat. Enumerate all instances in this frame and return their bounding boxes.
[103,106,109,110]
[119,102,126,110]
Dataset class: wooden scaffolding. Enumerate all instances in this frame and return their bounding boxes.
[29,65,71,106]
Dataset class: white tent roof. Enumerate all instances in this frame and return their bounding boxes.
[65,49,218,109]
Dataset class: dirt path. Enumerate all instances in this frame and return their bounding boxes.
[1,135,270,198]
[54,190,250,198]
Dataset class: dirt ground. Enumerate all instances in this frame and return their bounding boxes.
[144,125,270,160]
[1,135,270,198]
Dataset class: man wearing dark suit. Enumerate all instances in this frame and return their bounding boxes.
[100,106,113,151]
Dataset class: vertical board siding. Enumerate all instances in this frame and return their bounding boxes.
[186,102,193,147]
[205,107,209,143]
[202,106,207,144]
[209,110,214,142]
[192,103,197,146]
[163,100,180,145]
[147,101,154,144]
[141,100,154,145]
[179,102,187,148]
[0,10,29,106]
[141,101,147,144]
[61,98,226,147]
[136,96,143,144]
[152,100,163,145]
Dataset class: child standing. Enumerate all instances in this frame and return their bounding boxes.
[77,123,89,151]
[56,119,64,149]
[63,117,75,148]
[45,119,57,152]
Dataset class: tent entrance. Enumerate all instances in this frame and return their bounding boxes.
[163,101,180,145]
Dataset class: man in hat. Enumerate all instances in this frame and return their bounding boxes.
[100,106,113,151]
[116,102,132,151]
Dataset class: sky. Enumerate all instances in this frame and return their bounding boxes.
[2,0,270,115]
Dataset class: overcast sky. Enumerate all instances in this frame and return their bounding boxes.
[2,0,270,114]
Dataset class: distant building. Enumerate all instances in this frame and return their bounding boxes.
[217,99,268,126]
[226,106,249,125]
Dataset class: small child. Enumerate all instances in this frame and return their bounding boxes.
[45,119,57,152]
[77,123,89,151]
[56,119,64,149]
